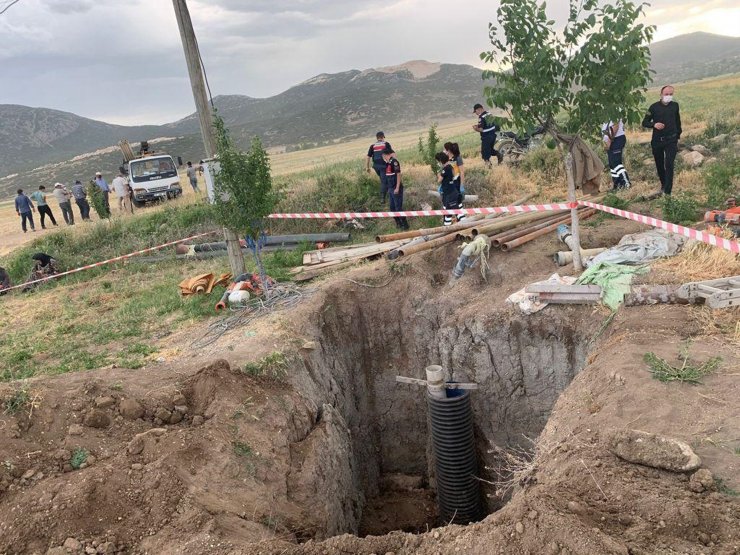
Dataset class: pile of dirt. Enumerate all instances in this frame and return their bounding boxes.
[1,228,738,554]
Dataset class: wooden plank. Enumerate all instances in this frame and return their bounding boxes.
[526,284,602,294]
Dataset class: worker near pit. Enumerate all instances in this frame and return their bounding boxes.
[381,147,409,230]
[642,85,682,196]
[366,131,393,202]
[472,103,503,168]
[436,152,465,226]
[602,120,631,191]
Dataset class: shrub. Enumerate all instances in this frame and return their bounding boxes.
[602,191,630,210]
[70,448,88,470]
[704,155,739,208]
[660,193,700,225]
[417,123,441,176]
[2,387,30,415]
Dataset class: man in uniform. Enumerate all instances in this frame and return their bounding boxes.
[642,85,682,196]
[366,131,393,201]
[381,147,409,230]
[473,103,503,168]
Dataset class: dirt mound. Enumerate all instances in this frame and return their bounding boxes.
[1,236,738,554]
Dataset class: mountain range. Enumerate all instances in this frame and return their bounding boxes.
[1,32,739,195]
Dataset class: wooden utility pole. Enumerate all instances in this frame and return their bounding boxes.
[172,0,246,276]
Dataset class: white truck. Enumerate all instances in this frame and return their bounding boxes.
[118,140,183,207]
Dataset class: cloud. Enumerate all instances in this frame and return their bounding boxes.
[0,0,737,125]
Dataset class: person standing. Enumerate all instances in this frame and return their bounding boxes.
[381,147,409,230]
[14,189,36,233]
[602,120,631,190]
[112,170,133,214]
[52,183,75,225]
[29,185,58,229]
[71,180,91,221]
[366,131,393,202]
[186,161,200,193]
[444,142,465,193]
[435,152,465,226]
[94,171,111,214]
[473,103,503,168]
[642,85,682,196]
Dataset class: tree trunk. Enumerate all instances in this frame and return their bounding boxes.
[224,227,246,276]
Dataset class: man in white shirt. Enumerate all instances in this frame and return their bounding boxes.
[111,170,133,214]
[602,120,631,190]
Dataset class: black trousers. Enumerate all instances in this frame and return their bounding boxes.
[75,198,91,220]
[38,205,57,227]
[481,133,498,163]
[652,140,678,195]
[388,185,409,229]
[373,164,388,201]
[607,135,631,189]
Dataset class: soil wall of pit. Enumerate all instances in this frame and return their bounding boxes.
[286,283,600,537]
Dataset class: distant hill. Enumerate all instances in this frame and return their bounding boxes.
[2,33,739,194]
[650,32,740,84]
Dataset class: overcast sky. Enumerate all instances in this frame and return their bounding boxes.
[0,0,737,125]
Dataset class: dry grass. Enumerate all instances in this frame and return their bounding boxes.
[691,306,740,349]
[653,238,740,283]
[484,435,557,499]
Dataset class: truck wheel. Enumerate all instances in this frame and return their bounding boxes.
[132,199,145,208]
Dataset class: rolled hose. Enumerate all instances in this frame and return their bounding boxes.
[427,389,484,524]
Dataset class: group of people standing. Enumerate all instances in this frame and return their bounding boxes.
[13,169,135,233]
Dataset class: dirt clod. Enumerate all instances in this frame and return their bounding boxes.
[118,398,143,420]
[63,537,82,551]
[83,409,111,429]
[689,468,715,492]
[608,429,701,472]
[94,396,116,409]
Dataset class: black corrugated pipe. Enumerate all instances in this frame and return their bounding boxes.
[427,382,484,525]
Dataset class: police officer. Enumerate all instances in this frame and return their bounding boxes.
[366,131,393,201]
[381,147,409,230]
[642,85,682,196]
[473,103,503,168]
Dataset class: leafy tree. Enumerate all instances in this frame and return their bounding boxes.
[481,0,654,268]
[212,115,278,290]
[418,123,441,175]
[87,180,109,220]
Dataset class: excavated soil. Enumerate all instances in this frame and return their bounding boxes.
[1,225,738,555]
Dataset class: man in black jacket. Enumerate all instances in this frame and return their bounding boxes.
[642,85,682,195]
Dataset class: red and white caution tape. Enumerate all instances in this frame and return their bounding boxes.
[3,231,218,293]
[578,201,740,254]
[267,203,573,219]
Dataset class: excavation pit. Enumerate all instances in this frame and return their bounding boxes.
[287,283,598,540]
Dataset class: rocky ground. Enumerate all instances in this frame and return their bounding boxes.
[1,219,738,555]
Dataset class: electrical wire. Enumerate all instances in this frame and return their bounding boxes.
[0,0,22,15]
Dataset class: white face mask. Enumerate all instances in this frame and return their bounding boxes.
[662,94,673,103]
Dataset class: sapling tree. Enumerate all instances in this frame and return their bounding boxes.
[212,115,278,291]
[481,0,654,268]
[418,123,441,176]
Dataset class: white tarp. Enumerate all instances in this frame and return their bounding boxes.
[586,229,687,267]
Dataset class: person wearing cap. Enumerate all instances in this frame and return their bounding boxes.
[71,180,91,221]
[94,172,111,215]
[472,103,503,168]
[52,183,75,225]
[29,185,58,229]
[381,147,409,230]
[366,131,393,201]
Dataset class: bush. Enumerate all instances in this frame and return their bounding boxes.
[417,123,441,176]
[704,155,739,208]
[602,191,630,210]
[519,146,563,181]
[660,193,700,225]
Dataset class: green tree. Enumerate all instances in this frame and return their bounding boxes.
[418,123,441,176]
[481,0,654,268]
[87,180,109,220]
[212,115,278,289]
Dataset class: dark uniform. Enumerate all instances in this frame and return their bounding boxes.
[384,156,409,230]
[439,163,464,226]
[602,121,631,190]
[368,140,393,201]
[477,110,500,165]
[642,100,682,195]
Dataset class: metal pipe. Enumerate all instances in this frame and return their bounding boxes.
[501,209,597,251]
[554,247,607,266]
[397,231,459,256]
[377,219,481,243]
[468,210,564,238]
[490,212,576,247]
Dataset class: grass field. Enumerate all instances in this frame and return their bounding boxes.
[0,73,737,383]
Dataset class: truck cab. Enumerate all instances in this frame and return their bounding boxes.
[119,140,182,207]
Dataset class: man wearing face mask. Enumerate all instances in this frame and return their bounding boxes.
[642,85,681,196]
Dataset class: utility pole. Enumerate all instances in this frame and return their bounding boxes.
[172,0,246,276]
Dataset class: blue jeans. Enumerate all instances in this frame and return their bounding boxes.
[20,211,35,232]
[389,186,408,229]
